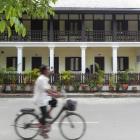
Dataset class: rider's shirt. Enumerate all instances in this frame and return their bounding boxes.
[33,74,51,107]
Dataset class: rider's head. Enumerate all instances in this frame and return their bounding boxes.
[40,65,49,76]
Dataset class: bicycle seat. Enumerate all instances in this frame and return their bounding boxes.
[20,108,35,113]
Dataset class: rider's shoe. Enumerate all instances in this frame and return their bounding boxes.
[40,131,49,139]
[39,126,50,139]
[45,124,51,132]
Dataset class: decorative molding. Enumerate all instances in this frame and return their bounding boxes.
[0,42,140,48]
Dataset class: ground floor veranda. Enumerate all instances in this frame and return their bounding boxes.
[0,42,140,73]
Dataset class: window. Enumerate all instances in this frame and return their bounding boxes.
[60,14,68,20]
[65,20,82,32]
[31,20,43,41]
[69,14,79,20]
[84,14,93,20]
[94,14,104,20]
[116,14,124,20]
[65,57,81,71]
[125,14,138,20]
[7,57,17,70]
[105,14,112,20]
[117,21,128,31]
[117,57,129,71]
[6,57,25,71]
[136,56,140,63]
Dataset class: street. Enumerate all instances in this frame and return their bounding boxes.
[0,97,140,140]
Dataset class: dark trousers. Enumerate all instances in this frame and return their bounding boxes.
[39,98,57,125]
[40,106,47,125]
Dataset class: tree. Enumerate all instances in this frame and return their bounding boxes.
[0,0,56,37]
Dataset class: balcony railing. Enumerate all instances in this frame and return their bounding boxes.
[0,30,140,42]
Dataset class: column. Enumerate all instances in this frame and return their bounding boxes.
[112,45,118,73]
[81,45,87,74]
[49,45,55,72]
[17,46,23,73]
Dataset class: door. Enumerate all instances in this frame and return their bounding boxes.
[31,20,43,41]
[32,57,42,69]
[93,20,105,41]
[95,57,104,72]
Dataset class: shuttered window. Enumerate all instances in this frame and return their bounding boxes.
[65,57,81,71]
[65,20,82,32]
[117,57,129,71]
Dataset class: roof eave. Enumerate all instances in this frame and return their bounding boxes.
[55,7,140,14]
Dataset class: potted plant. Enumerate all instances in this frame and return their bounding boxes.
[2,67,15,93]
[109,74,116,92]
[0,68,5,92]
[23,69,39,93]
[72,81,80,92]
[116,83,121,92]
[61,71,73,91]
[24,71,32,92]
[119,70,129,91]
[31,68,40,83]
[95,64,104,92]
[55,80,62,92]
[88,80,96,92]
[0,78,3,92]
[80,83,89,92]
[11,73,17,93]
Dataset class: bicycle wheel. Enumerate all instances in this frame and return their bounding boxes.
[14,113,40,140]
[59,112,86,140]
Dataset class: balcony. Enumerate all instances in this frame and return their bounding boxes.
[0,30,140,42]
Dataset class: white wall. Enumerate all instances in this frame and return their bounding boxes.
[0,46,138,73]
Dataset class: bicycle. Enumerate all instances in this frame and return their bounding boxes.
[13,94,86,140]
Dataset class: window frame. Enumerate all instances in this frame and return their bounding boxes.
[65,57,81,71]
[117,57,129,71]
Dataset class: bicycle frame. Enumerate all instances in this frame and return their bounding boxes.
[46,106,71,124]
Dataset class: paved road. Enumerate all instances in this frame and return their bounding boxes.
[0,98,140,140]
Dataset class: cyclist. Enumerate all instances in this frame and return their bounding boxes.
[33,64,59,138]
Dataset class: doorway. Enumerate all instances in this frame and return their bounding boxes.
[32,57,42,69]
[94,57,104,72]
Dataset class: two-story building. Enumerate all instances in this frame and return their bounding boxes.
[1,0,140,74]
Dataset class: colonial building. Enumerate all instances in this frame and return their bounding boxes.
[1,0,140,74]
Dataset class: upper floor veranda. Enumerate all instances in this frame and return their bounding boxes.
[2,12,140,42]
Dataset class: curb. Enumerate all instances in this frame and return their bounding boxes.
[1,93,140,98]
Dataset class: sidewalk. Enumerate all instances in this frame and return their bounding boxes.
[1,92,140,98]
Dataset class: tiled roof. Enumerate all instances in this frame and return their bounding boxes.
[53,0,140,10]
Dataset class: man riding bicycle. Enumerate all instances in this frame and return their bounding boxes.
[33,65,59,138]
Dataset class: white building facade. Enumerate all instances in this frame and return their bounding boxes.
[1,0,140,74]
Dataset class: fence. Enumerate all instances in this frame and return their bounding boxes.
[0,73,140,85]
